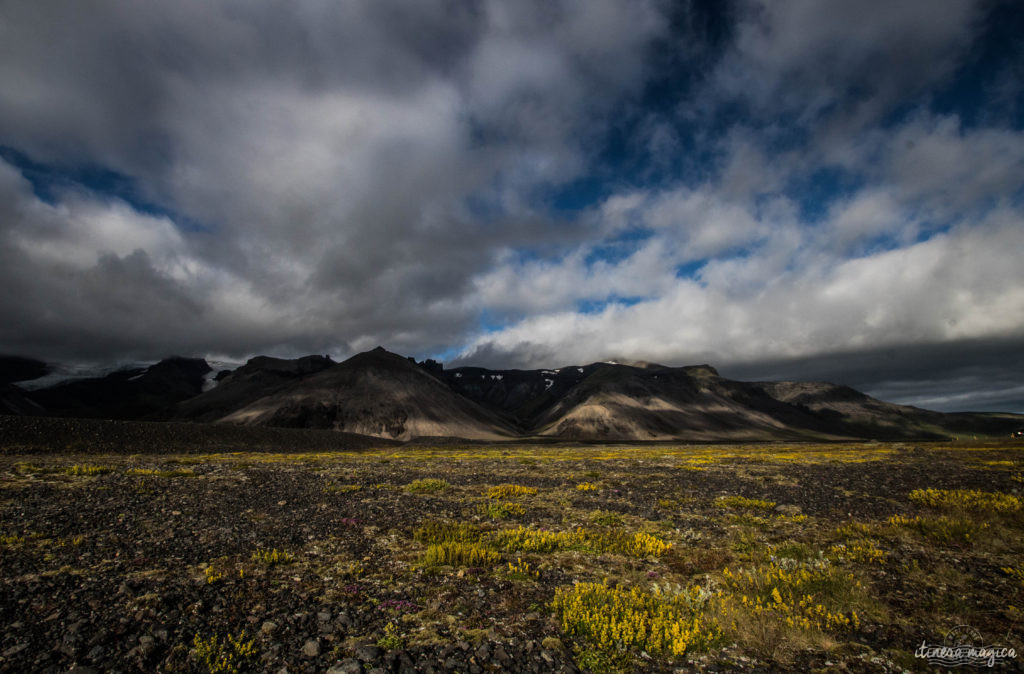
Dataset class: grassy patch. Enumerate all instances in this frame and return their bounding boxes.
[324,482,362,494]
[834,521,883,539]
[826,540,886,565]
[888,514,986,544]
[405,478,450,493]
[126,467,195,477]
[486,484,537,499]
[65,464,113,476]
[715,495,777,511]
[589,510,624,527]
[491,526,671,558]
[479,500,526,520]
[908,488,1020,512]
[769,541,816,563]
[413,520,482,545]
[719,561,863,635]
[422,542,500,567]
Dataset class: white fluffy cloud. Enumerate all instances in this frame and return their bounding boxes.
[462,209,1024,367]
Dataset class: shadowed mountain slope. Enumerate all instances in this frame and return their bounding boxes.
[1,384,45,416]
[168,355,334,422]
[528,364,839,441]
[209,348,518,441]
[445,361,1019,441]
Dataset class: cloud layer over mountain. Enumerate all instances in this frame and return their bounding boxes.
[1,0,1022,411]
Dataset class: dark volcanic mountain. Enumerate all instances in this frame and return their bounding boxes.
[10,348,1023,442]
[28,357,211,420]
[443,361,1017,441]
[181,347,517,441]
[170,355,335,422]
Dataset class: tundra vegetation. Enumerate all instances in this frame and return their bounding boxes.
[0,441,1021,672]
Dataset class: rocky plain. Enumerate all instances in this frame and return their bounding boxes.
[1,416,1022,673]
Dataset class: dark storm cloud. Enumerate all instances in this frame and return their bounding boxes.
[0,0,665,360]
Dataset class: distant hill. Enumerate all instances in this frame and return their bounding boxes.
[10,347,1023,442]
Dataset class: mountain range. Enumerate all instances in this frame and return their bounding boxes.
[2,348,1021,442]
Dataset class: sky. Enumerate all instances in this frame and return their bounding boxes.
[1,0,1023,413]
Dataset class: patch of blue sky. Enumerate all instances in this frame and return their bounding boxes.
[846,225,949,260]
[913,221,952,244]
[674,259,706,280]
[785,166,865,223]
[474,308,509,335]
[0,145,208,233]
[583,228,653,267]
[547,173,612,214]
[929,2,1024,130]
[529,5,746,211]
[425,345,464,365]
[576,295,646,315]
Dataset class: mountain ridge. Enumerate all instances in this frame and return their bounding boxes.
[4,347,1022,442]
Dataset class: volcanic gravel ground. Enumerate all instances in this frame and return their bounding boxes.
[0,433,1022,672]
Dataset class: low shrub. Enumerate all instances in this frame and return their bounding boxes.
[506,557,539,580]
[480,501,526,520]
[720,562,861,632]
[827,540,886,565]
[552,582,721,658]
[251,548,294,565]
[191,632,256,674]
[422,542,500,567]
